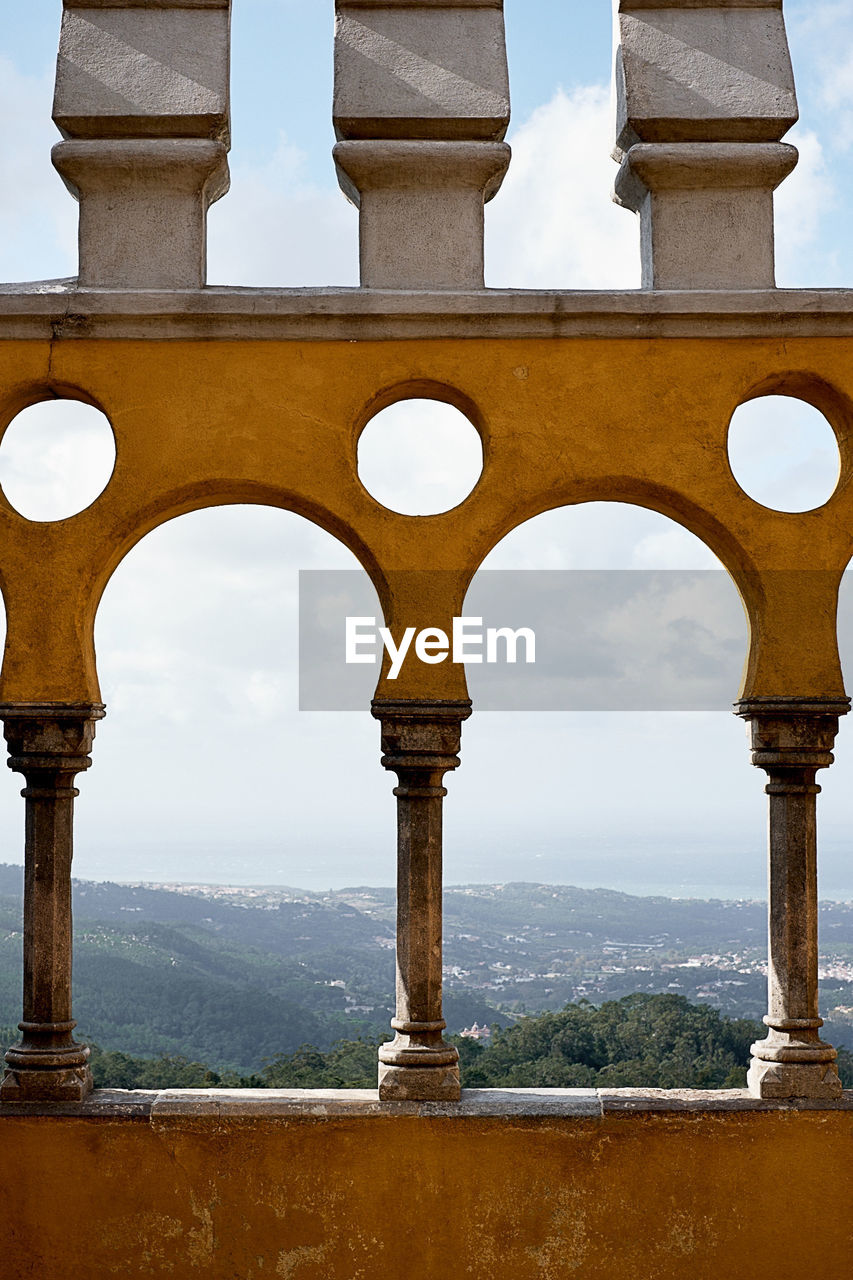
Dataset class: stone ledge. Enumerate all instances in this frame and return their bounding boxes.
[3,283,853,341]
[2,1086,852,1121]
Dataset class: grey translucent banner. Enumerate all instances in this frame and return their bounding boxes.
[297,569,763,711]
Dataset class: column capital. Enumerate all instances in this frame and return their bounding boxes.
[372,698,471,779]
[0,703,105,776]
[735,697,849,773]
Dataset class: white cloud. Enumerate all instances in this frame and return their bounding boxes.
[357,400,483,516]
[788,0,853,123]
[0,399,115,521]
[775,127,837,285]
[207,135,359,287]
[728,395,840,512]
[2,28,852,890]
[480,505,720,573]
[486,86,640,290]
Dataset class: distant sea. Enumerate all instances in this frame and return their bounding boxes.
[50,853,852,904]
[54,831,853,903]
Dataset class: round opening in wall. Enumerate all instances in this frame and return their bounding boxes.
[0,398,116,521]
[357,398,483,516]
[727,395,840,513]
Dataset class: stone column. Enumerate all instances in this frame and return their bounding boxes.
[372,699,471,1101]
[333,1,511,288]
[737,698,848,1100]
[52,1,231,288]
[613,0,799,289]
[0,704,104,1103]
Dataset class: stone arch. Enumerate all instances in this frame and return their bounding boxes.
[0,476,391,707]
[0,377,107,424]
[463,485,760,699]
[87,500,387,886]
[450,498,760,896]
[86,483,391,698]
[94,484,386,621]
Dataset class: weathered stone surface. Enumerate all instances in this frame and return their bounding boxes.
[53,138,228,288]
[613,2,798,289]
[52,2,231,288]
[334,2,509,141]
[372,700,471,1102]
[334,139,509,288]
[737,699,849,1100]
[64,1,229,7]
[615,141,797,288]
[0,705,104,1104]
[10,286,853,342]
[3,1095,853,1277]
[54,3,231,142]
[615,1,797,154]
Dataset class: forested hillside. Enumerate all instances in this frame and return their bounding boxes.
[1,867,852,1075]
[262,994,853,1091]
[10,995,846,1091]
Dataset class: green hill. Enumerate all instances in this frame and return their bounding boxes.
[1,867,852,1074]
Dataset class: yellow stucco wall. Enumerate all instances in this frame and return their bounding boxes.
[2,1098,851,1277]
[1,334,852,705]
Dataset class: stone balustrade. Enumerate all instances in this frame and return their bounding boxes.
[52,0,232,287]
[613,0,799,288]
[0,0,846,1118]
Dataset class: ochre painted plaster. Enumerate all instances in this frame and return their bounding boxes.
[0,335,851,705]
[1,1107,852,1278]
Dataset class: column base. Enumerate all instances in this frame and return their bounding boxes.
[748,1035,842,1100]
[378,1060,461,1102]
[1,1064,92,1105]
[614,142,798,289]
[0,1066,93,1103]
[378,1037,461,1101]
[334,140,510,289]
[52,139,229,289]
[1,1036,93,1103]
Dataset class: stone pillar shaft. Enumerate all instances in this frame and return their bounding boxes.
[22,773,78,1032]
[766,772,819,1028]
[0,705,104,1103]
[373,699,471,1101]
[52,0,231,288]
[334,0,510,289]
[394,772,446,1037]
[737,698,848,1100]
[612,0,799,289]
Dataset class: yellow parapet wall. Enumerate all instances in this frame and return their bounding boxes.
[2,1092,852,1278]
[1,324,852,705]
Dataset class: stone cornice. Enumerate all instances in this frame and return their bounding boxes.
[3,284,853,341]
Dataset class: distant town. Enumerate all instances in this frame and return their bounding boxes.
[1,868,852,1071]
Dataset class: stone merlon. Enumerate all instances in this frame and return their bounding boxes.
[614,0,798,157]
[334,1,510,141]
[53,1,231,143]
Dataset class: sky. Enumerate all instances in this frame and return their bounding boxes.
[1,2,853,896]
